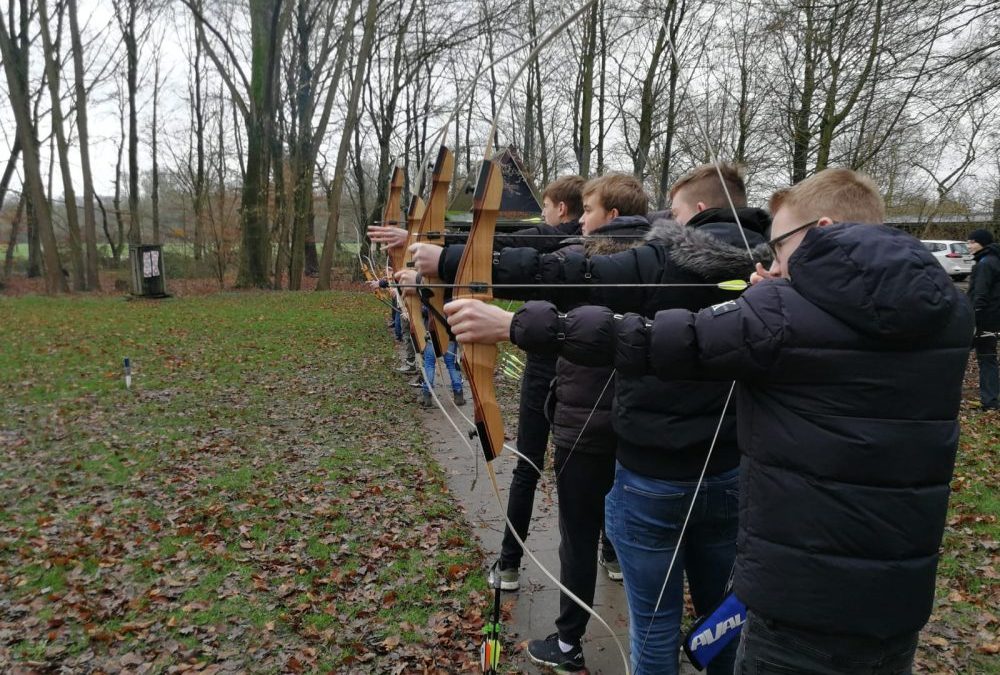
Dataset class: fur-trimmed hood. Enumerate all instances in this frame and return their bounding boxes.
[646,217,770,280]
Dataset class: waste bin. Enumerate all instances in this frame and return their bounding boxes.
[129,245,169,298]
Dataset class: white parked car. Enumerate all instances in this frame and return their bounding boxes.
[922,240,974,281]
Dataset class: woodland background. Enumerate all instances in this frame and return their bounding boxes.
[2,0,1000,293]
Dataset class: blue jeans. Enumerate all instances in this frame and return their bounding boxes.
[392,299,403,341]
[421,341,463,394]
[605,462,739,675]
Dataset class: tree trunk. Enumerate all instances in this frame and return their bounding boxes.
[3,193,26,279]
[0,138,21,212]
[67,0,99,288]
[151,54,162,244]
[0,6,65,291]
[596,0,606,175]
[317,0,378,290]
[235,0,288,288]
[791,1,816,183]
[192,35,206,261]
[122,0,141,248]
[634,3,671,179]
[96,195,119,262]
[114,131,125,265]
[575,2,597,176]
[38,0,86,290]
[655,58,679,208]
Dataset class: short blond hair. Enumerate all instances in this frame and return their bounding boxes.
[772,169,884,225]
[542,175,585,219]
[582,173,648,217]
[670,163,747,208]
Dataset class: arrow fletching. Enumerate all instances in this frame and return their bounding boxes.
[717,279,749,292]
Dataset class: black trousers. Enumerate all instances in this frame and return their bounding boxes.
[974,332,999,409]
[499,359,556,569]
[736,612,918,675]
[554,445,616,644]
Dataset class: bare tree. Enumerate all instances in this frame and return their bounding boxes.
[184,0,292,287]
[67,0,100,288]
[0,0,66,292]
[316,0,378,290]
[38,0,87,289]
[283,0,361,289]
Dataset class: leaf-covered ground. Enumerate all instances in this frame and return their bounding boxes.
[0,291,489,673]
[918,363,1000,674]
[1,289,997,673]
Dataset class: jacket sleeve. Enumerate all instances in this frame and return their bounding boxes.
[441,242,659,311]
[645,283,786,380]
[510,282,788,380]
[441,223,571,253]
[495,224,573,252]
[438,243,581,302]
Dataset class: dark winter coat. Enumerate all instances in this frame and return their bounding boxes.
[968,242,1000,332]
[511,223,973,639]
[442,207,770,478]
[444,220,582,381]
[547,219,649,454]
[444,219,582,253]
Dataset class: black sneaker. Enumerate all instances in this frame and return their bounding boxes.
[526,633,585,673]
[453,391,466,406]
[420,391,433,408]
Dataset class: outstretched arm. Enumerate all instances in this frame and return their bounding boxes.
[504,283,787,381]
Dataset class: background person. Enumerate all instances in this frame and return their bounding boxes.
[967,228,1000,411]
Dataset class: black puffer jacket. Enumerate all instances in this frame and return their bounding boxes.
[444,219,581,253]
[969,242,1000,331]
[512,223,973,639]
[548,219,649,454]
[443,208,770,478]
[443,220,581,381]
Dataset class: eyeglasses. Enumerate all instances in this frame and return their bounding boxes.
[766,219,819,258]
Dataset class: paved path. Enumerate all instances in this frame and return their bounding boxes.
[417,378,698,675]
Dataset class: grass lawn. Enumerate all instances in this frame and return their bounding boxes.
[0,291,488,672]
[920,392,1000,673]
[0,288,997,673]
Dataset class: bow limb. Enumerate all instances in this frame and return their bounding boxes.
[401,195,428,355]
[411,146,455,358]
[383,165,406,274]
